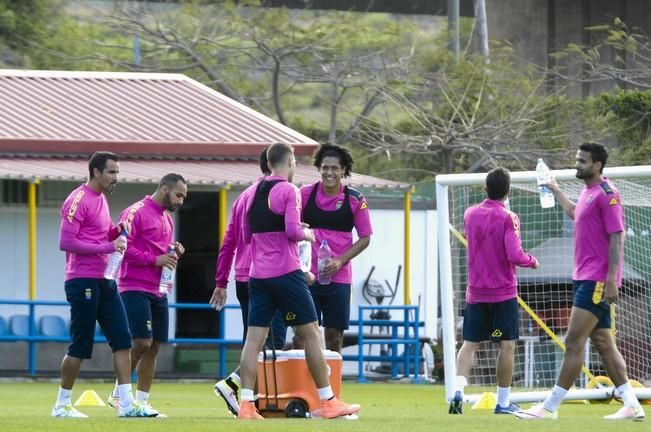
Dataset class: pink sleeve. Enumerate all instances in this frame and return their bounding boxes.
[351,195,373,237]
[215,199,241,287]
[599,193,625,234]
[121,211,156,266]
[59,229,115,255]
[59,197,114,254]
[274,185,304,241]
[242,193,253,244]
[503,213,537,268]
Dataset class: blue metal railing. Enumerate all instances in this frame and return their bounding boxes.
[0,299,240,377]
[1,300,427,382]
[343,305,424,383]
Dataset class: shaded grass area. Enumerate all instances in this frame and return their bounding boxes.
[0,381,646,432]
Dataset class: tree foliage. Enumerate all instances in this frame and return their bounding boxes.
[589,89,651,164]
[5,1,624,181]
[0,0,66,67]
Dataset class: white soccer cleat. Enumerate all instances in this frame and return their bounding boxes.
[214,378,240,415]
[142,402,167,418]
[118,401,159,417]
[51,404,88,418]
[603,405,645,421]
[513,404,558,420]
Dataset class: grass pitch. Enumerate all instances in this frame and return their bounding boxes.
[0,381,646,431]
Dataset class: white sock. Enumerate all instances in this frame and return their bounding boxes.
[111,381,119,398]
[454,375,468,397]
[317,385,334,400]
[228,372,241,386]
[241,388,255,402]
[543,385,567,412]
[135,390,149,403]
[117,383,134,408]
[617,382,641,408]
[496,386,510,408]
[56,387,72,407]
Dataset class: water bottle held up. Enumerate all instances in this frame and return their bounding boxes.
[159,244,177,294]
[536,158,556,209]
[298,240,312,273]
[104,228,127,280]
[317,240,332,285]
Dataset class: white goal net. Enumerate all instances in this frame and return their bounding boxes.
[436,166,651,403]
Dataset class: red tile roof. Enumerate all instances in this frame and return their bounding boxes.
[0,157,410,190]
[0,69,318,157]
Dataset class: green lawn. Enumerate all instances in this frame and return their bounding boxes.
[0,381,646,431]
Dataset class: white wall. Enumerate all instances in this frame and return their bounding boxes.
[0,183,438,344]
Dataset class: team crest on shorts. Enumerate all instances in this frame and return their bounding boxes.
[491,329,503,338]
[84,288,92,300]
[146,320,152,331]
[285,312,296,321]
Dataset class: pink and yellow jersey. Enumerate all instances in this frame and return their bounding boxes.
[118,196,174,296]
[573,179,625,285]
[300,182,372,284]
[59,184,118,281]
[464,199,537,304]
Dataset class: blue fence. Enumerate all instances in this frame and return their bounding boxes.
[0,300,427,382]
[0,299,240,377]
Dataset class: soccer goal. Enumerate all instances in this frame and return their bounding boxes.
[436,165,651,404]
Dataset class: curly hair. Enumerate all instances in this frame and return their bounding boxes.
[312,144,354,178]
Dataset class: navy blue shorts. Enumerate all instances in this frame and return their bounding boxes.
[573,280,612,329]
[236,281,286,350]
[248,270,317,328]
[463,297,519,342]
[310,282,351,331]
[120,291,169,342]
[64,278,131,359]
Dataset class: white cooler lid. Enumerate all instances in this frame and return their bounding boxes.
[258,349,342,360]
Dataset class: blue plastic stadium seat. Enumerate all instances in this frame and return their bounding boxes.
[0,316,7,335]
[38,315,68,338]
[9,315,32,337]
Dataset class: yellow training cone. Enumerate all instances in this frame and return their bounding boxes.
[471,392,496,410]
[74,390,107,407]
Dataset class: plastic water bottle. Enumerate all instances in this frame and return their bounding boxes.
[536,158,555,209]
[159,244,177,294]
[298,240,312,272]
[104,229,127,280]
[317,240,332,285]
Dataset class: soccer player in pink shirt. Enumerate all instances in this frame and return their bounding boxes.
[210,147,287,416]
[449,167,538,415]
[105,173,187,416]
[516,143,644,421]
[236,142,360,420]
[298,144,372,353]
[52,151,157,418]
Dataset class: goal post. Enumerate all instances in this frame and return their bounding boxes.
[436,165,651,404]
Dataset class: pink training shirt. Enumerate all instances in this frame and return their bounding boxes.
[118,196,174,296]
[573,179,625,285]
[214,181,261,287]
[59,184,120,281]
[464,199,537,304]
[300,183,373,284]
[242,176,306,279]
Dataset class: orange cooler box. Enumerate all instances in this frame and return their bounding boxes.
[257,349,342,417]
